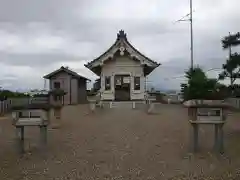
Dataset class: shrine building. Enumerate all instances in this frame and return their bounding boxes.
[85,30,160,101]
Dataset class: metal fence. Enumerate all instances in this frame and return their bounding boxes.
[0,97,49,116]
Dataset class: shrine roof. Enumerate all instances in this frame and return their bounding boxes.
[84,30,161,70]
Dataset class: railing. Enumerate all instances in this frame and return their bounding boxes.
[11,97,48,106]
[0,97,49,116]
[226,98,240,109]
[0,100,11,115]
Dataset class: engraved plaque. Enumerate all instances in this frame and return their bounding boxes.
[13,109,49,126]
[123,76,130,84]
[197,108,222,121]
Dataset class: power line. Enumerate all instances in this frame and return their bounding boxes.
[162,68,222,81]
[205,68,222,72]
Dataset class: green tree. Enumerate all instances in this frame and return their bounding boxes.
[181,67,223,101]
[219,53,240,85]
[222,32,240,49]
[181,67,207,100]
[0,89,29,99]
[219,32,240,86]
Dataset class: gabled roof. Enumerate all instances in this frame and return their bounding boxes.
[84,30,161,70]
[43,66,91,81]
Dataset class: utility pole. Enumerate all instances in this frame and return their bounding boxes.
[175,0,194,69]
[190,0,193,69]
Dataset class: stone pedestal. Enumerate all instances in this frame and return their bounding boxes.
[147,102,155,114]
[184,99,230,153]
[11,105,50,154]
[51,107,62,128]
[132,102,136,109]
[146,99,156,114]
[89,100,96,112]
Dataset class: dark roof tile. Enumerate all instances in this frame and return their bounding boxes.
[43,66,91,81]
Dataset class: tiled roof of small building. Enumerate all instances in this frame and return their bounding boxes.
[43,66,91,81]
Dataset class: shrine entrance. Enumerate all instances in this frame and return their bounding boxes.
[114,75,131,101]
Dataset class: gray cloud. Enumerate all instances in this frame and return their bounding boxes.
[0,0,86,23]
[0,52,86,66]
[0,0,240,90]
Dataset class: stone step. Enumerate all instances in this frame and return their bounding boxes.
[102,101,146,109]
[112,102,134,108]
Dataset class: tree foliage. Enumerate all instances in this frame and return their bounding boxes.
[219,53,240,84]
[221,32,240,49]
[0,89,29,99]
[219,32,240,85]
[181,67,226,101]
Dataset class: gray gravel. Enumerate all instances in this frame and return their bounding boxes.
[0,104,240,179]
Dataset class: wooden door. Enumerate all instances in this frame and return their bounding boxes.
[114,75,130,101]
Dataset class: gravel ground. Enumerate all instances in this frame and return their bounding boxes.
[1,104,240,179]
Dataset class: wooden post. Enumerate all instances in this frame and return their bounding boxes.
[16,126,24,154]
[52,107,61,128]
[40,125,47,148]
[147,102,155,114]
[2,100,5,114]
[132,102,136,109]
[99,100,103,108]
[110,101,113,108]
[54,107,61,119]
[193,124,199,152]
[218,124,224,154]
[214,124,219,151]
[0,101,2,115]
[90,101,96,112]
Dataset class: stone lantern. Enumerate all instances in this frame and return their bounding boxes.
[48,89,66,128]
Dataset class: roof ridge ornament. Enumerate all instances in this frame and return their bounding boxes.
[117,30,127,40]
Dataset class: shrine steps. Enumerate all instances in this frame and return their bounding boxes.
[102,101,146,109]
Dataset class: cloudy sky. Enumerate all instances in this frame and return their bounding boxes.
[0,0,239,91]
